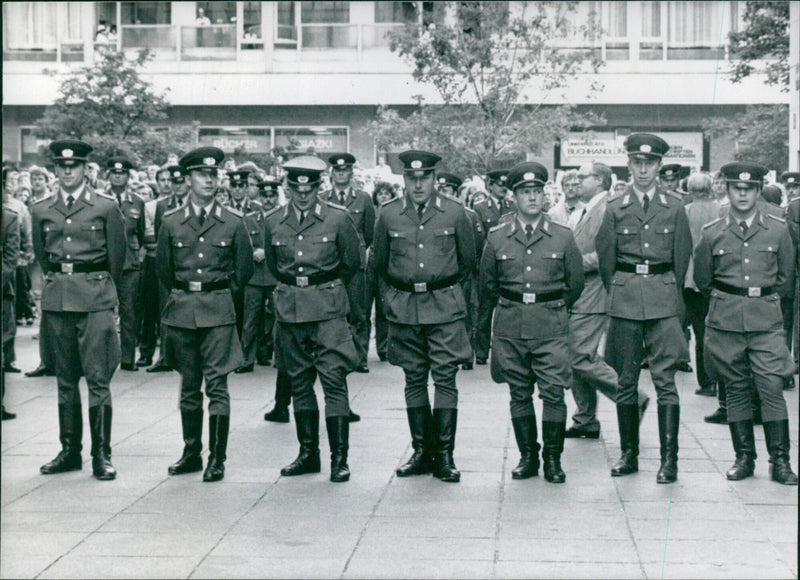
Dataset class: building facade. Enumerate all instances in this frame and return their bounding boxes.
[2,1,787,175]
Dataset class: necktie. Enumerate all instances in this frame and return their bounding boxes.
[417,203,425,221]
[525,224,533,240]
[199,208,207,225]
[66,195,75,210]
[566,205,575,214]
[739,221,748,236]
[642,195,650,214]
[338,191,346,206]
[299,211,306,225]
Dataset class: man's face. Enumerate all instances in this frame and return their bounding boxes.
[514,185,545,218]
[786,184,800,201]
[579,171,602,199]
[331,166,352,189]
[261,189,279,210]
[188,168,218,203]
[727,183,759,216]
[30,173,48,193]
[403,172,435,206]
[229,180,246,201]
[108,171,129,190]
[5,172,19,193]
[628,156,660,191]
[660,176,679,192]
[156,172,172,196]
[614,182,627,196]
[54,162,85,192]
[86,165,98,181]
[562,175,581,202]
[438,184,456,197]
[172,179,189,198]
[488,180,506,200]
[287,183,319,213]
[247,175,261,200]
[147,166,157,180]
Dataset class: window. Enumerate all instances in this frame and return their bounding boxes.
[639,1,664,60]
[241,1,262,49]
[300,2,350,24]
[667,1,726,60]
[601,1,628,59]
[276,1,297,44]
[196,1,236,25]
[374,1,418,24]
[3,2,84,62]
[20,128,49,163]
[120,2,171,24]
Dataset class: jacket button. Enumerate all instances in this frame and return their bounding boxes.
[298,251,303,256]
[298,235,303,240]
[197,269,202,274]
[66,237,71,242]
[644,243,649,248]
[644,225,649,230]
[299,267,304,272]
[198,253,204,258]
[419,244,424,249]
[66,219,72,224]
[199,237,204,242]
[419,263,424,268]
[526,266,531,271]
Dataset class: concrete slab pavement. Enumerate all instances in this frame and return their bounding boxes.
[2,323,797,579]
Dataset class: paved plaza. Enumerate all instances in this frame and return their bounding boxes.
[1,323,797,579]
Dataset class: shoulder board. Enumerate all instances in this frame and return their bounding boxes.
[702,217,724,230]
[163,205,183,218]
[548,220,570,232]
[439,193,459,203]
[766,213,786,224]
[130,191,145,203]
[464,206,477,216]
[381,197,401,208]
[245,210,259,218]
[473,199,488,207]
[96,190,117,201]
[325,201,347,211]
[223,205,243,217]
[264,205,283,219]
[33,193,55,205]
[663,190,683,201]
[488,223,506,233]
[607,193,625,204]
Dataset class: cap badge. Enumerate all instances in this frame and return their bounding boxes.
[523,172,536,181]
[411,160,422,169]
[297,175,309,184]
[664,170,673,176]
[203,157,215,166]
[500,176,506,182]
[114,162,123,170]
[62,149,74,158]
[438,178,445,184]
[739,172,751,181]
[337,159,345,165]
[788,177,796,183]
[173,171,181,177]
[639,144,652,153]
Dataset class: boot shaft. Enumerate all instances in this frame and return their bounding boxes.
[88,405,112,457]
[511,415,539,456]
[541,421,565,457]
[433,408,458,454]
[325,416,350,459]
[406,406,433,451]
[293,410,320,453]
[208,414,230,463]
[58,404,83,453]
[728,420,757,459]
[657,404,680,456]
[616,404,640,454]
[181,409,204,456]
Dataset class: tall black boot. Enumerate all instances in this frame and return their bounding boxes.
[433,408,460,483]
[511,415,539,479]
[705,379,727,424]
[264,371,291,423]
[203,415,229,482]
[656,404,680,484]
[89,405,116,481]
[542,421,566,483]
[763,420,798,485]
[611,404,639,476]
[726,420,756,481]
[281,410,321,476]
[326,416,350,482]
[168,409,204,475]
[396,406,434,477]
[41,404,83,474]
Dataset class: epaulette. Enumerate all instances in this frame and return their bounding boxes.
[96,190,117,201]
[766,213,786,224]
[263,205,283,219]
[381,197,401,208]
[223,205,243,217]
[548,220,571,232]
[245,210,259,218]
[33,193,55,205]
[163,205,183,218]
[488,222,506,233]
[325,201,347,211]
[439,192,460,203]
[702,217,724,230]
[663,190,683,201]
[464,206,477,215]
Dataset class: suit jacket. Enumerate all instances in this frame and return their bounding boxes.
[683,198,724,291]
[569,191,609,314]
[596,184,692,320]
[31,185,126,312]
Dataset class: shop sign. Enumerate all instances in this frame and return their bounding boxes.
[560,131,704,167]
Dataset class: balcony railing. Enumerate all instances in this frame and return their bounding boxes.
[119,24,236,61]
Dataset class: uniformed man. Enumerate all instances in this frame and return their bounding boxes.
[695,162,797,485]
[33,139,127,481]
[321,153,375,374]
[779,171,799,385]
[146,165,190,373]
[227,168,262,214]
[481,162,584,482]
[780,171,800,201]
[596,133,692,484]
[474,169,515,365]
[265,156,361,482]
[374,150,476,483]
[105,157,145,371]
[157,147,253,482]
[658,164,683,194]
[2,193,21,420]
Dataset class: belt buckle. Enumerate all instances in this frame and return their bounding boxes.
[414,282,427,293]
[188,281,202,292]
[296,276,309,288]
[635,264,649,275]
[523,293,537,304]
[748,287,761,297]
[61,263,74,274]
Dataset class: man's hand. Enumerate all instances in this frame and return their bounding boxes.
[253,248,266,263]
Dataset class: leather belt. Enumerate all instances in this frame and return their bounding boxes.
[52,261,109,274]
[713,280,776,297]
[386,274,460,293]
[275,269,340,288]
[615,262,673,275]
[174,279,231,292]
[499,288,563,304]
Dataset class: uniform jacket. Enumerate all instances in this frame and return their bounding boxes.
[694,211,796,333]
[596,185,692,320]
[473,195,516,234]
[107,185,145,271]
[228,196,262,215]
[320,187,376,252]
[31,184,127,313]
[465,205,484,273]
[244,207,277,287]
[157,201,253,329]
[374,193,477,325]
[154,194,188,241]
[786,198,800,269]
[2,205,20,298]
[264,200,360,324]
[480,215,584,340]
[568,191,610,314]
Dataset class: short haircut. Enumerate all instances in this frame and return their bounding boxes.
[686,173,712,197]
[760,184,782,206]
[592,162,613,191]
[562,169,579,184]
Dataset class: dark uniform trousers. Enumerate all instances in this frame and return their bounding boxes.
[597,187,692,406]
[682,288,713,388]
[157,201,254,417]
[137,254,159,360]
[374,193,477,410]
[265,201,362,418]
[365,249,388,358]
[482,217,584,421]
[241,210,277,366]
[696,212,796,422]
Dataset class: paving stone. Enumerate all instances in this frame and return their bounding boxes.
[191,556,349,579]
[496,538,640,563]
[343,557,494,579]
[38,555,200,579]
[493,561,645,579]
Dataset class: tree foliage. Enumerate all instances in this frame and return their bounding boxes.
[705,105,789,173]
[368,1,604,176]
[34,48,197,167]
[728,1,790,89]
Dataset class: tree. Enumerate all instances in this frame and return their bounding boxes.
[34,47,197,168]
[705,105,789,173]
[367,1,604,177]
[728,1,790,90]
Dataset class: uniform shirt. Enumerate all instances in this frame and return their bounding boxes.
[694,211,796,333]
[108,185,145,271]
[31,185,127,313]
[374,193,476,325]
[264,200,360,324]
[480,214,584,340]
[156,201,253,329]
[473,195,516,234]
[596,184,692,320]
[244,207,277,287]
[228,196,261,215]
